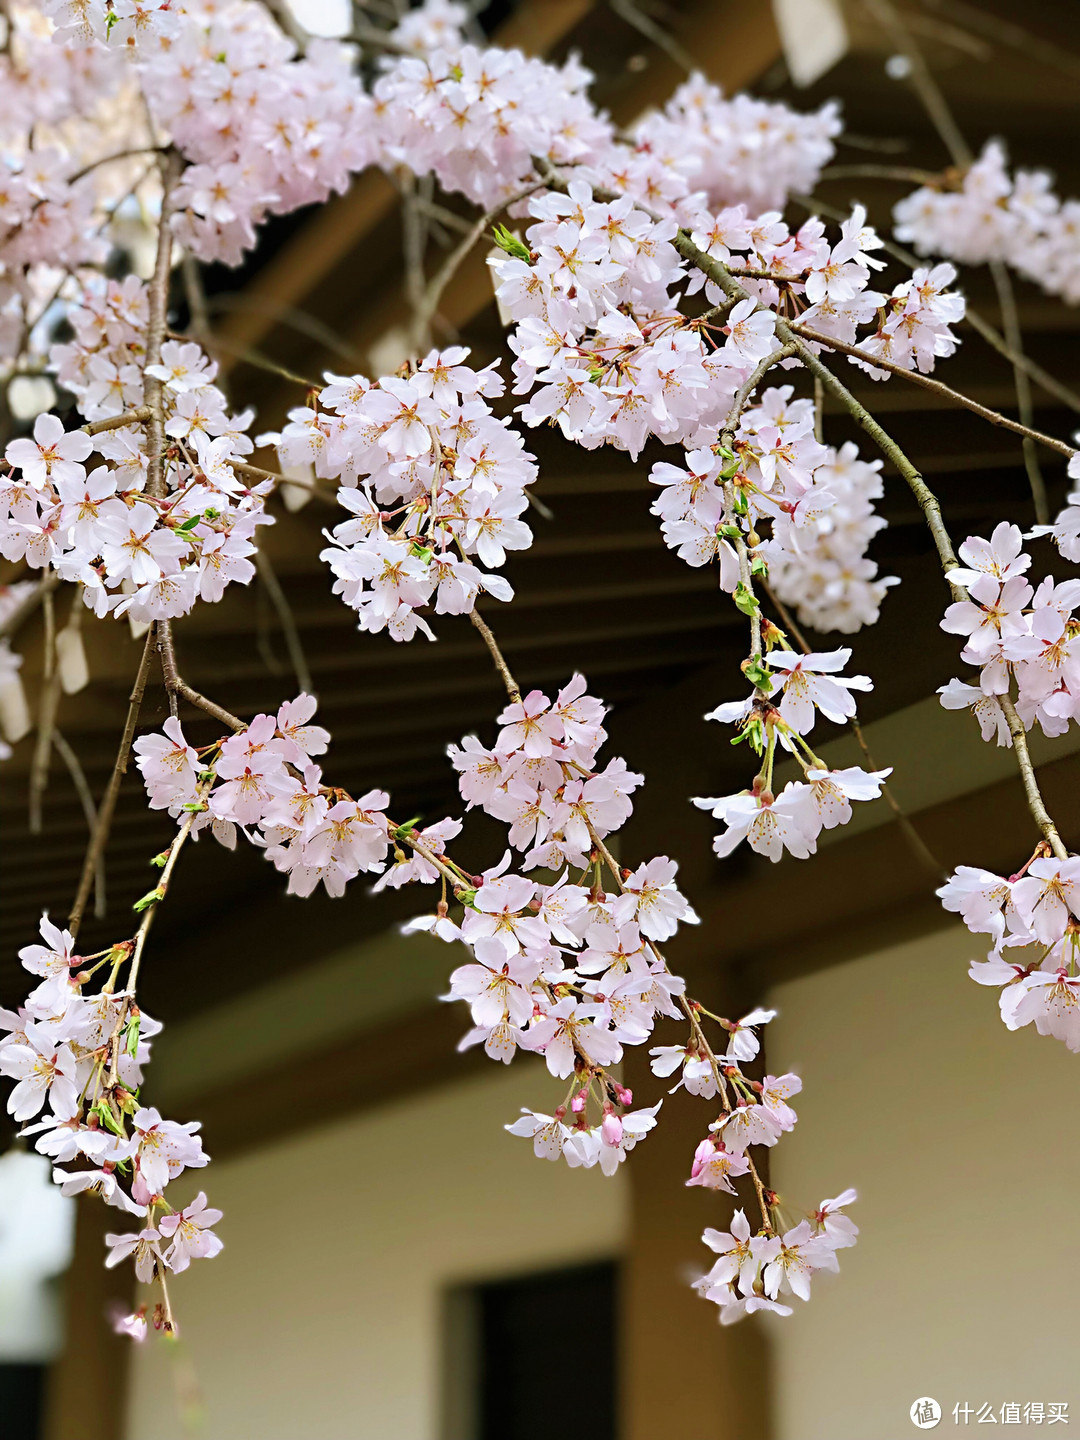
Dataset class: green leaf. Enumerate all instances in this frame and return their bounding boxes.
[743,659,772,690]
[491,223,532,262]
[393,815,422,843]
[132,886,165,913]
[733,583,759,617]
[91,1102,125,1138]
[125,1015,141,1058]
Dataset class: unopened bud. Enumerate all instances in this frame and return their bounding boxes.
[601,1112,623,1146]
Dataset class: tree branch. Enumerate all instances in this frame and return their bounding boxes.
[68,627,158,940]
[789,323,1076,459]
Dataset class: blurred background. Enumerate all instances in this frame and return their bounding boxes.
[2,0,1080,1437]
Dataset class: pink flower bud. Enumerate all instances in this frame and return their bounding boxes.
[601,1112,623,1147]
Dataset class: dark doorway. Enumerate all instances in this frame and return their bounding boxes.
[473,1260,618,1440]
[0,1363,47,1440]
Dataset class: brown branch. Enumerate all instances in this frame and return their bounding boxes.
[256,551,314,696]
[762,580,947,880]
[411,179,548,351]
[156,619,245,733]
[53,729,106,920]
[83,407,153,436]
[143,152,182,502]
[860,0,973,168]
[68,627,157,939]
[0,569,58,642]
[987,259,1050,524]
[469,608,521,704]
[608,0,696,75]
[662,217,1071,860]
[789,324,1077,459]
[66,146,166,186]
[28,585,60,834]
[999,696,1068,860]
[790,191,1080,417]
[819,163,951,185]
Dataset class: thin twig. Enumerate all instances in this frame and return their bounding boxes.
[401,172,431,353]
[791,191,1080,416]
[789,324,1076,459]
[469,608,521,704]
[53,729,106,919]
[920,0,1080,85]
[662,217,1068,857]
[863,0,1052,524]
[68,627,158,940]
[861,0,973,168]
[763,580,946,879]
[999,696,1068,860]
[156,620,246,733]
[143,152,182,502]
[256,551,314,696]
[962,308,1080,418]
[411,179,548,350]
[820,163,950,185]
[0,569,58,641]
[29,586,60,834]
[66,146,166,186]
[988,258,1050,525]
[608,0,696,75]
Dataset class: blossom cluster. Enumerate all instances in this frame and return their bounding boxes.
[694,1192,858,1323]
[1033,448,1080,567]
[0,281,270,624]
[649,385,898,632]
[377,675,854,1318]
[134,692,394,899]
[0,4,142,364]
[895,141,1080,306]
[1,910,222,1337]
[622,74,841,217]
[939,522,1080,743]
[696,647,889,861]
[369,7,839,219]
[939,860,1080,1052]
[88,657,861,1326]
[274,349,534,641]
[492,190,964,468]
[369,23,611,211]
[36,0,373,266]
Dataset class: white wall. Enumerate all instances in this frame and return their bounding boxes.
[125,1064,627,1440]
[766,926,1080,1440]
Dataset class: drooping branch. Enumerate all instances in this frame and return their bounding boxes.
[788,323,1076,460]
[469,607,521,704]
[68,626,158,940]
[143,152,182,503]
